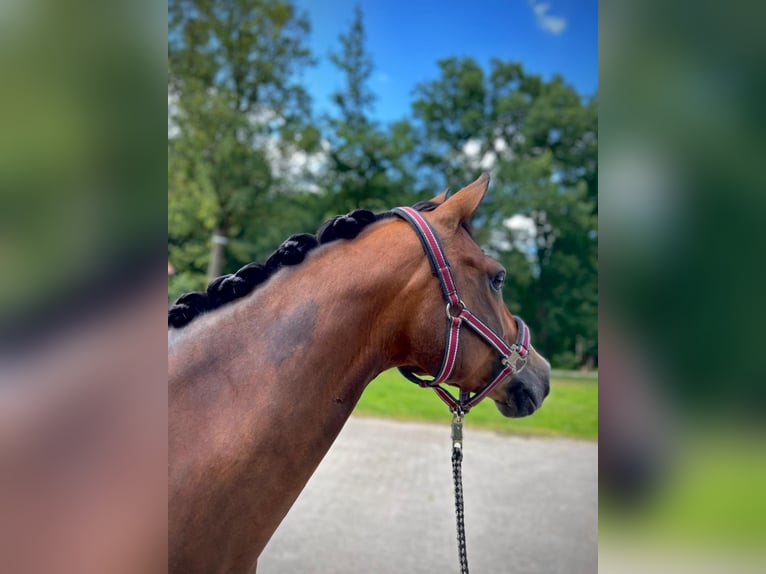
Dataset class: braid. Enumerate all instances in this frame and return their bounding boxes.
[316,209,376,244]
[264,233,319,272]
[168,206,402,329]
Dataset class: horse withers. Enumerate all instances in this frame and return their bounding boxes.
[168,173,550,573]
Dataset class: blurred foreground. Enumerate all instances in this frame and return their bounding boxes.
[600,0,766,571]
[0,1,167,572]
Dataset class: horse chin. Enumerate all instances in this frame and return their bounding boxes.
[493,370,549,418]
[493,392,539,418]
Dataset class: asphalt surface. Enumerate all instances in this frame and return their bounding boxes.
[259,416,597,574]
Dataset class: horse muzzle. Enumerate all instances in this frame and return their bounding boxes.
[494,352,551,418]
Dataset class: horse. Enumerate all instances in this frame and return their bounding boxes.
[168,173,551,574]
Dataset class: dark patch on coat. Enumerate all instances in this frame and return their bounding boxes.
[267,301,318,368]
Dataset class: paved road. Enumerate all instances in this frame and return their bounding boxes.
[259,417,597,574]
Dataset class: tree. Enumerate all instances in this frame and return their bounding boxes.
[411,58,598,367]
[322,5,420,215]
[411,58,489,189]
[168,0,316,282]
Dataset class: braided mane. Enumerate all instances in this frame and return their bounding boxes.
[168,201,439,329]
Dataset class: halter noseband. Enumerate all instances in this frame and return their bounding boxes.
[393,206,530,413]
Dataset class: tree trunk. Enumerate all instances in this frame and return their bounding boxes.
[206,227,227,280]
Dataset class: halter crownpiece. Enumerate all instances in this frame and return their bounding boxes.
[392,206,530,413]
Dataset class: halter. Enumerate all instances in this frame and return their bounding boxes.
[393,206,531,414]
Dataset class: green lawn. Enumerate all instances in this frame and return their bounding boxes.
[600,433,766,550]
[355,369,598,440]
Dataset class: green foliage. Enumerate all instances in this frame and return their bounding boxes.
[321,6,424,214]
[551,351,580,371]
[168,0,315,279]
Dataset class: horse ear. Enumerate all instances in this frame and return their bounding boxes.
[431,189,449,205]
[435,173,489,229]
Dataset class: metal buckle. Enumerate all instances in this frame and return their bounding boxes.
[501,348,527,374]
[451,410,464,448]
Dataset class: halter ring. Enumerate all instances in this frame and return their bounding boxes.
[446,300,465,319]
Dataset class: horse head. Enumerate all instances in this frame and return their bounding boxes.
[394,173,550,418]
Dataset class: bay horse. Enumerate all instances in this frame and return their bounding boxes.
[168,173,551,574]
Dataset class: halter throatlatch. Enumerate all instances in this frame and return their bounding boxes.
[392,206,530,413]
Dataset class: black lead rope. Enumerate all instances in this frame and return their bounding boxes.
[451,410,469,574]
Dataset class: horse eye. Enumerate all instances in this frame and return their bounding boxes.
[490,270,506,292]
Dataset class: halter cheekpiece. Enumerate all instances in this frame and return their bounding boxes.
[393,206,531,413]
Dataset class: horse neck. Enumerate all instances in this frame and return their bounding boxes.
[171,219,426,420]
[169,220,427,565]
[247,222,422,405]
[172,221,421,388]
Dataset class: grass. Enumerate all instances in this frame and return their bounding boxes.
[600,432,766,550]
[355,369,598,440]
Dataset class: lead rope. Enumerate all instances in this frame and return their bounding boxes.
[451,410,469,574]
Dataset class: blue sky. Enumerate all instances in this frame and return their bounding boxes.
[294,0,598,122]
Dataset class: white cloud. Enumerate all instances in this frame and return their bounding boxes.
[505,214,536,234]
[264,136,328,194]
[528,1,567,35]
[502,214,539,268]
[488,214,538,261]
[480,151,497,170]
[461,139,498,171]
[376,72,390,84]
[462,138,481,159]
[168,91,180,139]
